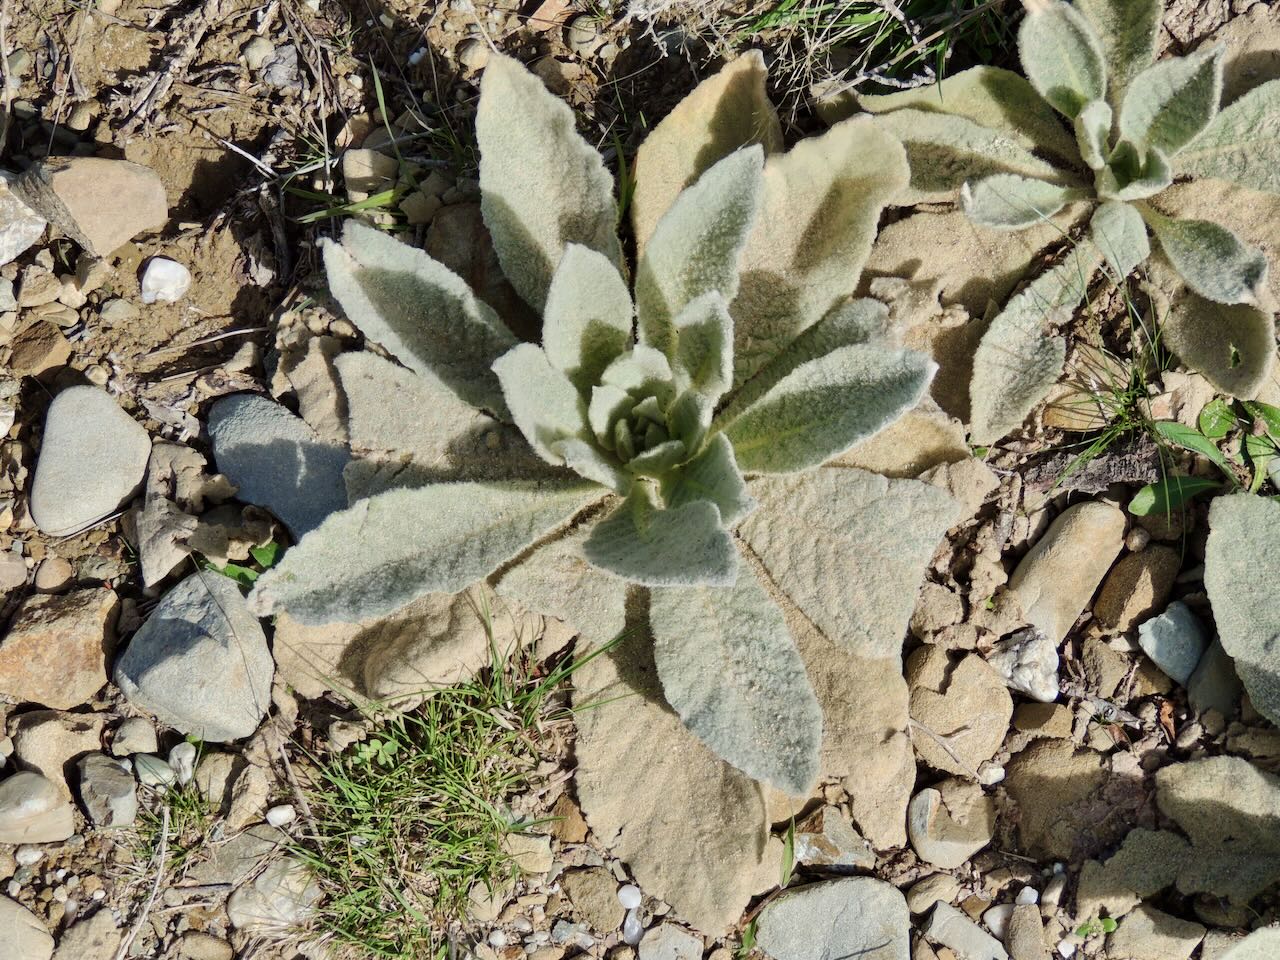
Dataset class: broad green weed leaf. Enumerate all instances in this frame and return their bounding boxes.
[1119,47,1224,158]
[1074,99,1113,170]
[1128,476,1219,515]
[250,480,604,624]
[1018,0,1106,119]
[672,292,733,402]
[1243,400,1280,436]
[543,244,634,395]
[1076,0,1160,110]
[323,221,517,416]
[476,54,622,311]
[1141,208,1268,305]
[961,173,1085,229]
[1198,398,1236,439]
[1160,290,1276,398]
[1178,79,1280,193]
[651,563,822,794]
[1089,201,1150,280]
[660,433,755,527]
[583,484,737,586]
[635,148,763,358]
[722,343,933,474]
[1153,420,1233,475]
[493,343,590,465]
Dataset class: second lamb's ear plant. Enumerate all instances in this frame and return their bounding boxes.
[250,53,960,798]
[859,0,1280,442]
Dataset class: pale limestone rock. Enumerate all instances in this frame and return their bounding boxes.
[757,877,910,960]
[907,778,995,869]
[1107,905,1204,960]
[9,710,106,800]
[908,647,1012,779]
[0,772,75,843]
[0,895,53,960]
[0,588,117,708]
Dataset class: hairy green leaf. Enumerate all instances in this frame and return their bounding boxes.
[1153,420,1233,475]
[1141,207,1268,305]
[1128,476,1219,516]
[493,343,590,465]
[543,244,634,395]
[631,50,782,255]
[1178,79,1280,193]
[1098,141,1173,200]
[588,384,633,451]
[673,292,733,402]
[476,54,622,311]
[666,389,713,455]
[1075,0,1160,111]
[660,433,754,527]
[323,221,517,416]
[651,565,822,794]
[1244,400,1280,437]
[1089,200,1150,279]
[1205,494,1280,725]
[552,438,627,492]
[969,246,1101,444]
[1018,0,1106,119]
[600,346,676,405]
[722,343,933,474]
[737,467,959,658]
[1119,46,1224,158]
[856,65,1080,164]
[250,480,603,624]
[732,116,909,382]
[1074,99,1112,170]
[583,483,737,586]
[626,439,688,477]
[961,173,1085,229]
[1158,289,1275,398]
[635,148,763,357]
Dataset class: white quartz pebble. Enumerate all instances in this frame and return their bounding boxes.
[140,257,192,304]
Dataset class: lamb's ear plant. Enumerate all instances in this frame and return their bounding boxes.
[250,53,959,795]
[858,0,1280,443]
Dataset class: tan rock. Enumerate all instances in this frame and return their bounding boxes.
[502,833,553,875]
[51,908,121,960]
[792,806,874,869]
[1092,546,1179,632]
[0,588,117,708]
[1082,637,1130,700]
[1004,739,1107,860]
[33,556,73,592]
[0,896,53,960]
[8,321,71,377]
[13,158,167,257]
[547,793,588,844]
[1007,501,1127,644]
[1006,903,1049,960]
[1012,702,1073,740]
[920,458,1000,522]
[911,582,965,639]
[1108,905,1204,960]
[342,149,397,202]
[908,647,1012,779]
[908,778,995,869]
[561,867,625,932]
[1075,829,1189,922]
[906,873,962,914]
[0,771,76,843]
[9,710,106,800]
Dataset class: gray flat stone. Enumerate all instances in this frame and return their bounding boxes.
[924,901,1008,960]
[0,895,53,960]
[207,393,350,538]
[77,753,137,828]
[1188,638,1242,718]
[757,877,910,960]
[0,771,75,844]
[30,387,151,537]
[1138,601,1209,686]
[0,171,46,267]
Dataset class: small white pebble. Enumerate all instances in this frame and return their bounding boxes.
[983,903,1015,939]
[1016,886,1039,905]
[407,47,426,65]
[14,846,41,866]
[140,257,192,304]
[622,908,644,945]
[488,930,508,948]
[1057,940,1077,959]
[513,917,533,934]
[266,804,296,827]
[54,869,66,881]
[91,889,105,901]
[617,883,641,909]
[62,898,78,920]
[168,742,196,785]
[6,881,19,898]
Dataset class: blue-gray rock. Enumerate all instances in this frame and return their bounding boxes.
[30,386,151,536]
[1138,601,1209,686]
[77,753,137,828]
[1188,639,1243,719]
[207,394,349,538]
[114,572,273,742]
[756,877,909,960]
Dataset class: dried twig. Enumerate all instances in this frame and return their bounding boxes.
[0,0,12,154]
[115,805,169,960]
[118,0,220,137]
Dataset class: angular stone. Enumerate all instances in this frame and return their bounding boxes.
[30,387,151,537]
[114,572,273,742]
[757,878,910,960]
[1006,502,1126,644]
[793,805,874,870]
[187,824,286,885]
[908,648,1012,779]
[1218,927,1280,960]
[0,772,75,843]
[1005,904,1048,960]
[1093,547,1180,633]
[77,753,137,828]
[562,867,626,933]
[110,717,157,757]
[1012,702,1073,739]
[922,901,1008,960]
[178,932,234,960]
[1004,739,1107,861]
[1188,638,1242,718]
[1138,601,1209,685]
[0,895,53,960]
[908,778,995,869]
[8,322,71,378]
[50,907,120,960]
[906,873,962,915]
[0,170,46,267]
[639,924,702,960]
[226,856,321,932]
[9,710,106,800]
[503,833,553,875]
[1107,905,1204,960]
[1075,828,1189,921]
[0,588,117,708]
[987,627,1059,702]
[12,158,167,257]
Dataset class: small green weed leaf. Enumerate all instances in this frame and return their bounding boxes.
[210,561,258,587]
[1076,0,1161,110]
[251,480,604,624]
[493,343,590,465]
[1244,400,1280,436]
[476,54,623,311]
[1089,201,1149,280]
[660,433,755,528]
[1018,0,1106,119]
[1100,918,1119,934]
[1198,398,1237,439]
[583,484,737,586]
[249,541,280,569]
[323,221,517,417]
[1128,475,1220,515]
[1142,208,1268,306]
[1160,291,1275,399]
[1074,99,1113,170]
[635,148,763,358]
[543,244,634,395]
[1152,420,1233,475]
[961,173,1084,229]
[650,560,822,795]
[1177,79,1280,193]
[723,343,933,474]
[1119,46,1224,158]
[672,292,733,402]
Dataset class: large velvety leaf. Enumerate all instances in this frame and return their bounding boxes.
[969,246,1100,444]
[1159,289,1276,398]
[651,563,822,795]
[672,293,733,402]
[1118,47,1224,158]
[1090,200,1150,280]
[732,116,909,383]
[1141,208,1268,305]
[495,526,628,645]
[961,173,1085,229]
[476,54,622,311]
[736,467,959,659]
[1018,0,1106,119]
[660,433,754,527]
[635,148,763,358]
[492,343,590,465]
[1076,0,1160,111]
[543,244,634,395]
[870,110,1075,206]
[552,438,627,492]
[855,65,1079,164]
[722,343,933,474]
[323,221,517,416]
[250,480,603,625]
[631,50,783,256]
[1178,80,1280,193]
[1074,99,1112,170]
[583,484,737,586]
[1204,494,1280,726]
